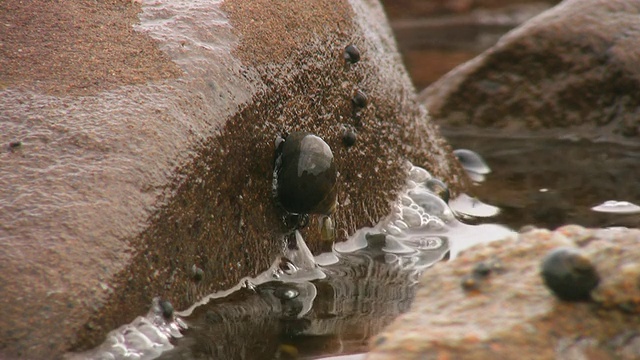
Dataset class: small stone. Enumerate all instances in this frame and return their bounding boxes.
[461,274,480,291]
[473,262,492,277]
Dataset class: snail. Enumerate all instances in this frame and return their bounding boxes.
[343,44,361,64]
[273,132,338,239]
[352,90,368,109]
[540,247,599,301]
[342,127,357,147]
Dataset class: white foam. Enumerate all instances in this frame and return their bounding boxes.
[591,200,640,214]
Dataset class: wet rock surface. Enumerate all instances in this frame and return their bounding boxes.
[368,226,640,359]
[420,0,640,138]
[0,0,467,358]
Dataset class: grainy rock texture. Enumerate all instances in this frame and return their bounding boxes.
[0,0,467,358]
[368,226,640,360]
[420,0,640,138]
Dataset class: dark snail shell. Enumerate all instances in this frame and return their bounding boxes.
[159,299,174,319]
[352,90,368,108]
[344,44,361,64]
[274,132,337,215]
[342,128,357,147]
[541,247,600,302]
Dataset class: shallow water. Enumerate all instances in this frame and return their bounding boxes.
[69,133,639,359]
[445,130,640,230]
[71,164,512,360]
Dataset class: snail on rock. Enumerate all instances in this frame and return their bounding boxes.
[273,132,338,242]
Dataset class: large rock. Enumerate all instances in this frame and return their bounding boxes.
[369,226,640,359]
[0,0,467,358]
[420,0,640,138]
[382,0,559,19]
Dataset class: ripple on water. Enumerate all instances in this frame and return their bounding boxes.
[70,163,513,360]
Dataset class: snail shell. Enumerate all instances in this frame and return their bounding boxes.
[352,90,368,108]
[342,127,357,147]
[541,247,599,301]
[274,132,337,215]
[344,44,361,64]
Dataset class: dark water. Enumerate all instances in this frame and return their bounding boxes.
[162,233,421,360]
[445,130,640,230]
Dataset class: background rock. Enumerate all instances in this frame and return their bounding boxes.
[380,0,559,89]
[368,226,640,359]
[382,0,559,19]
[420,0,640,139]
[0,0,467,358]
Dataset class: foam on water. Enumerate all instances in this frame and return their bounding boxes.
[67,298,185,360]
[591,200,640,214]
[449,193,501,218]
[335,163,512,262]
[69,163,513,359]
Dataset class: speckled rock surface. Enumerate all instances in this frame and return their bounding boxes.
[420,0,640,139]
[0,0,467,358]
[368,226,640,359]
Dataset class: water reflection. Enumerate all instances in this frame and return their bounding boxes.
[69,165,513,360]
[68,134,638,359]
[159,230,449,360]
[445,131,640,229]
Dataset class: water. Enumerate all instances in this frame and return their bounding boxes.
[444,130,640,229]
[69,133,639,359]
[69,164,512,360]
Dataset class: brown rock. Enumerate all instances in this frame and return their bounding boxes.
[0,0,467,358]
[381,0,559,19]
[420,0,640,138]
[368,226,640,359]
[389,2,555,90]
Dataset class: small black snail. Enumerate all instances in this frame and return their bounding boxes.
[342,127,357,147]
[541,247,600,302]
[273,132,338,216]
[343,44,361,64]
[352,90,368,109]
